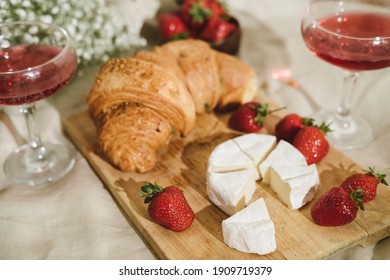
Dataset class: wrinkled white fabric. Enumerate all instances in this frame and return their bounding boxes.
[0,103,155,260]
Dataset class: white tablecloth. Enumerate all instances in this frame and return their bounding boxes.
[1,0,389,260]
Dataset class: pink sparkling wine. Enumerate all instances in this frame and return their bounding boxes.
[0,44,77,105]
[302,12,390,71]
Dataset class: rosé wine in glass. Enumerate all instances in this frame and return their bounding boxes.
[302,12,390,71]
[301,0,390,150]
[0,21,77,186]
[0,45,76,105]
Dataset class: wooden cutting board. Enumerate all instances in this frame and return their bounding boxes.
[64,92,390,260]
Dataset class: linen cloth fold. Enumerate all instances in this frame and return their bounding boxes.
[0,102,155,260]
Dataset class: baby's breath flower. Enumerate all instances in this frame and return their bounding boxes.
[0,0,149,67]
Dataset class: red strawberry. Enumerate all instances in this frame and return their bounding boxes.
[340,167,388,203]
[209,0,228,18]
[139,182,195,232]
[275,114,314,143]
[199,14,236,42]
[292,122,331,165]
[311,187,364,226]
[158,13,190,40]
[228,102,285,133]
[177,0,228,18]
[180,0,212,31]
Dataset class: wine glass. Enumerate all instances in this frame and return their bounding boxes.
[301,0,390,150]
[0,21,78,186]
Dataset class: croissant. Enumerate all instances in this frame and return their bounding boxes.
[161,39,222,113]
[87,39,257,173]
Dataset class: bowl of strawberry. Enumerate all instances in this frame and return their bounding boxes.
[157,0,241,55]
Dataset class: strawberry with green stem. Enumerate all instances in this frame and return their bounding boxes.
[311,186,365,226]
[340,167,388,203]
[139,182,195,232]
[180,0,212,31]
[228,102,286,133]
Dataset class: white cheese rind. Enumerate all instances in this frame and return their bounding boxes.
[233,133,277,180]
[207,168,258,216]
[259,140,307,184]
[222,198,276,255]
[269,164,319,210]
[207,139,254,173]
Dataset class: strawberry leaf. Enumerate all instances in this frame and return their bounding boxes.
[189,2,212,23]
[364,166,388,186]
[317,122,333,135]
[251,103,268,126]
[170,32,190,41]
[250,103,286,126]
[302,117,315,126]
[139,182,164,204]
[350,187,365,211]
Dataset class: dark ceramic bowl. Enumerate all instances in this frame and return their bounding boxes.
[208,17,241,55]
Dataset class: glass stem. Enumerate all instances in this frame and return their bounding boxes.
[336,71,359,128]
[19,103,48,164]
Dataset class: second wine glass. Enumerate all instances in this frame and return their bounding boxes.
[301,0,390,150]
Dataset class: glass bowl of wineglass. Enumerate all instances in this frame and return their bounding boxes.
[0,21,78,186]
[301,0,390,150]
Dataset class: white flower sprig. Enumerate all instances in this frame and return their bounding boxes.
[0,0,148,67]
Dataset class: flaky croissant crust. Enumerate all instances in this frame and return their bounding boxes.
[87,39,257,173]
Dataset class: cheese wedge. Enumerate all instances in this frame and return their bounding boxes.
[233,133,277,180]
[207,139,254,173]
[269,164,319,210]
[222,198,276,255]
[233,133,277,165]
[207,168,258,216]
[259,140,307,184]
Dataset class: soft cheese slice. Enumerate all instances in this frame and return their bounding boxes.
[269,164,319,210]
[233,133,277,164]
[207,168,258,216]
[222,198,276,255]
[259,140,307,184]
[233,133,277,180]
[207,139,254,173]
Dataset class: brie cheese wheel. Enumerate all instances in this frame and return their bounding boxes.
[259,140,307,184]
[233,133,277,180]
[222,198,276,255]
[207,139,254,173]
[207,168,258,216]
[269,164,319,210]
